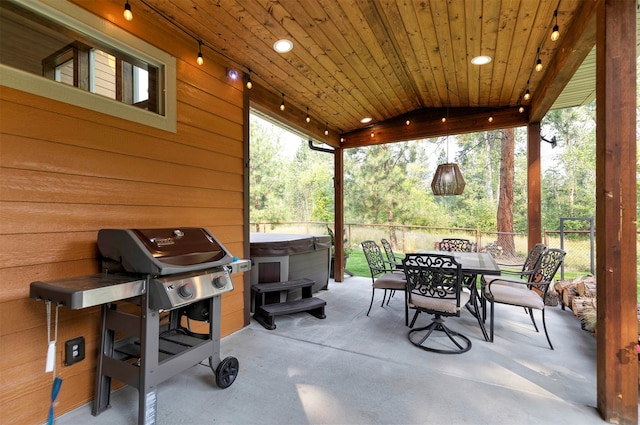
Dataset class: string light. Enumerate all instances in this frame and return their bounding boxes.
[406,119,410,125]
[196,40,204,65]
[280,93,285,111]
[123,1,133,21]
[306,107,310,123]
[551,10,560,41]
[246,70,253,89]
[324,123,329,136]
[519,105,525,113]
[370,131,374,138]
[535,48,543,72]
[488,112,494,123]
[524,89,531,101]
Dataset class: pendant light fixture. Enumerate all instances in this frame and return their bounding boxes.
[551,10,560,41]
[196,40,204,65]
[123,1,133,21]
[431,136,465,196]
[280,93,285,111]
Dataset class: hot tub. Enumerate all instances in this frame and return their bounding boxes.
[249,233,331,295]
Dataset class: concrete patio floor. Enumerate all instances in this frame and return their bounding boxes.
[57,276,612,425]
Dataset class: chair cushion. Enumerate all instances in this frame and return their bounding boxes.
[372,273,406,290]
[408,291,470,314]
[487,285,545,310]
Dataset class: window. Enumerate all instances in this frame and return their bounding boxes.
[0,0,176,132]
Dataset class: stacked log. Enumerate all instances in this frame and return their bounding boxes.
[554,275,596,311]
[554,275,598,334]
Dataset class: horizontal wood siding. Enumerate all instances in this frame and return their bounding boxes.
[0,1,247,423]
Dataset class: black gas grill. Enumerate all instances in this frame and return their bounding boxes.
[30,227,250,425]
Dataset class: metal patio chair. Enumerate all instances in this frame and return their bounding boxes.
[380,238,402,271]
[361,240,408,325]
[439,238,473,252]
[403,252,471,354]
[483,248,566,349]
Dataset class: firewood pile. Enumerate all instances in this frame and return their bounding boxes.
[554,275,598,333]
[555,275,640,341]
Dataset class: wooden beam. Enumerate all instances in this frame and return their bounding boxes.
[340,107,527,148]
[529,0,598,122]
[527,122,541,250]
[249,82,341,148]
[595,0,638,423]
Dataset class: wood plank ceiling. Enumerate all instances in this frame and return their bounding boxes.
[139,0,599,147]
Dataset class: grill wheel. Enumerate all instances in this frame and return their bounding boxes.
[210,356,239,389]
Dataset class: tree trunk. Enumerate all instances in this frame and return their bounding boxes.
[497,129,516,256]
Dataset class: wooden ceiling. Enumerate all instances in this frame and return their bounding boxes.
[139,0,601,147]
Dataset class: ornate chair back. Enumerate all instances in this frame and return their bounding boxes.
[439,238,473,252]
[380,238,400,270]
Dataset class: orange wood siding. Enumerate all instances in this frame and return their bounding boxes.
[0,2,247,423]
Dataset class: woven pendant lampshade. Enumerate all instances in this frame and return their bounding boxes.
[431,163,466,195]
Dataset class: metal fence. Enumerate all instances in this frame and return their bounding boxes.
[251,220,640,279]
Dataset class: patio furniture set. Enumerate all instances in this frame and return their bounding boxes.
[362,238,566,354]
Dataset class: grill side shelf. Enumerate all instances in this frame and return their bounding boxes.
[30,274,146,309]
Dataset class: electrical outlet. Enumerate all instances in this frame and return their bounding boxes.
[64,336,85,366]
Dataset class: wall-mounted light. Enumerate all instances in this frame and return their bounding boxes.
[551,10,560,41]
[246,70,253,89]
[123,1,133,21]
[280,93,285,111]
[542,135,558,148]
[196,40,204,65]
[306,107,311,123]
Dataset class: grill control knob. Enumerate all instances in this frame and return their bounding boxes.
[177,283,194,299]
[213,274,228,289]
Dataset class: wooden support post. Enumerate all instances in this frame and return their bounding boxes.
[595,0,638,423]
[527,122,542,251]
[334,147,345,282]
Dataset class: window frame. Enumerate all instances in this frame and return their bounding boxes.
[0,0,176,133]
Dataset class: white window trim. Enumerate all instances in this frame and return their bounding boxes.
[0,0,177,133]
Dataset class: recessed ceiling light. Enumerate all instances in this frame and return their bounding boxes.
[273,39,293,53]
[471,55,492,65]
[360,117,372,123]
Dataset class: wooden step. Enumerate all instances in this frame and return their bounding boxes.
[254,297,326,330]
[251,278,315,293]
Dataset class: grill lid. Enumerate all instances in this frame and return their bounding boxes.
[98,228,233,275]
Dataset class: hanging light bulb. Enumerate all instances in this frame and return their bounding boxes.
[488,112,494,123]
[123,1,133,21]
[280,93,285,111]
[519,105,525,113]
[324,123,329,136]
[370,131,375,138]
[196,41,204,65]
[524,89,531,101]
[551,10,560,41]
[406,119,411,125]
[246,71,253,89]
[441,116,447,123]
[535,48,543,72]
[305,107,310,123]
